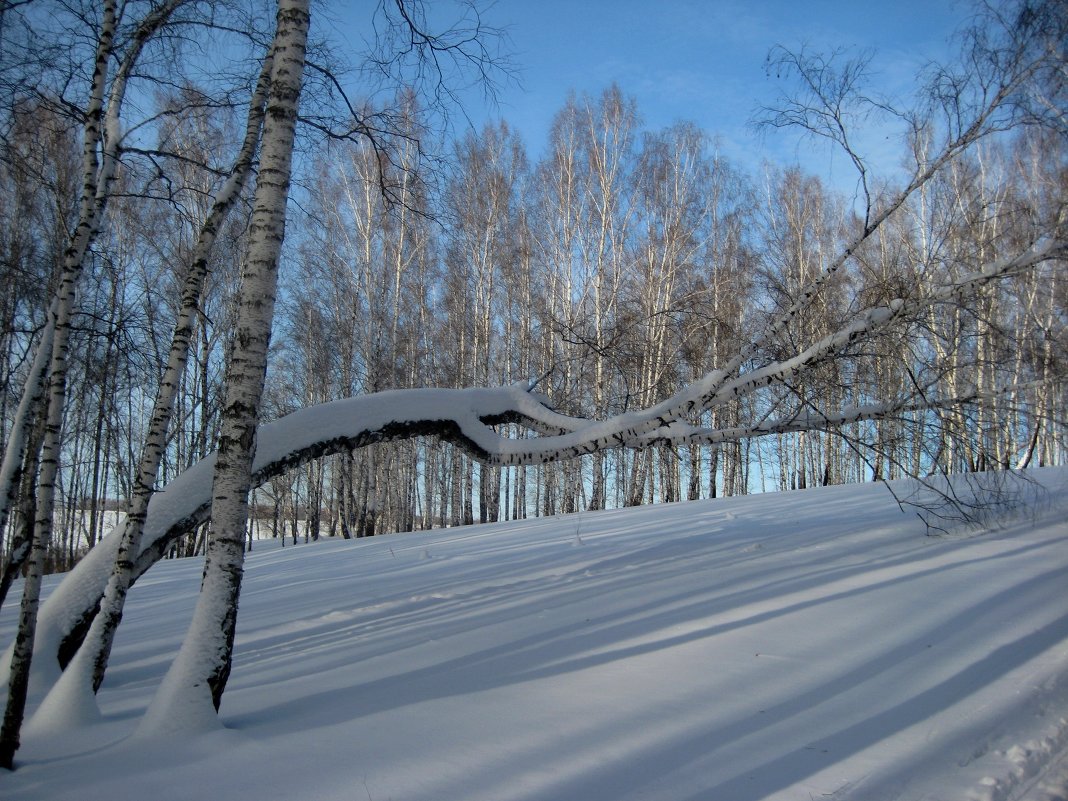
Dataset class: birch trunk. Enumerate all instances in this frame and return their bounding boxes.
[29,50,275,729]
[0,316,53,579]
[138,0,310,735]
[0,0,193,764]
[0,0,122,766]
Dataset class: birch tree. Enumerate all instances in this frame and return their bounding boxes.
[29,49,276,729]
[625,122,721,504]
[136,0,311,735]
[3,0,1063,748]
[0,104,79,605]
[575,85,638,510]
[443,121,527,522]
[137,0,507,730]
[0,0,195,582]
[0,0,194,768]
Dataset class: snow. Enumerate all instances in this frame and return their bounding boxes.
[2,469,1067,800]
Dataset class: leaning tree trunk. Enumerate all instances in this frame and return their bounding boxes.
[0,1,187,604]
[0,0,192,766]
[0,404,46,613]
[0,0,123,767]
[138,0,310,736]
[29,50,275,730]
[0,320,53,586]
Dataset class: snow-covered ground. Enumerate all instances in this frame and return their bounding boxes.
[2,470,1067,801]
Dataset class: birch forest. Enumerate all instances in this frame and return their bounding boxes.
[0,0,1064,760]
[0,0,1064,574]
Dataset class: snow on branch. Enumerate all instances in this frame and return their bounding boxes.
[11,235,1063,694]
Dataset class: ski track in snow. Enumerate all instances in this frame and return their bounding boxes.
[1,470,1067,801]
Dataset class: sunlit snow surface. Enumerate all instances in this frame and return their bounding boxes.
[2,471,1067,801]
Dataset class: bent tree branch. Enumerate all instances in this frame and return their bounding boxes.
[10,232,1063,698]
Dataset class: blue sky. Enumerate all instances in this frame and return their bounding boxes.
[333,0,969,195]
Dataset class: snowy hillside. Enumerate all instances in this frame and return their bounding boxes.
[2,471,1067,801]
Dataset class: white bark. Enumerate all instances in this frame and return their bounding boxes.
[0,0,190,595]
[0,0,120,767]
[0,318,53,608]
[138,0,310,735]
[0,0,191,764]
[29,49,276,730]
